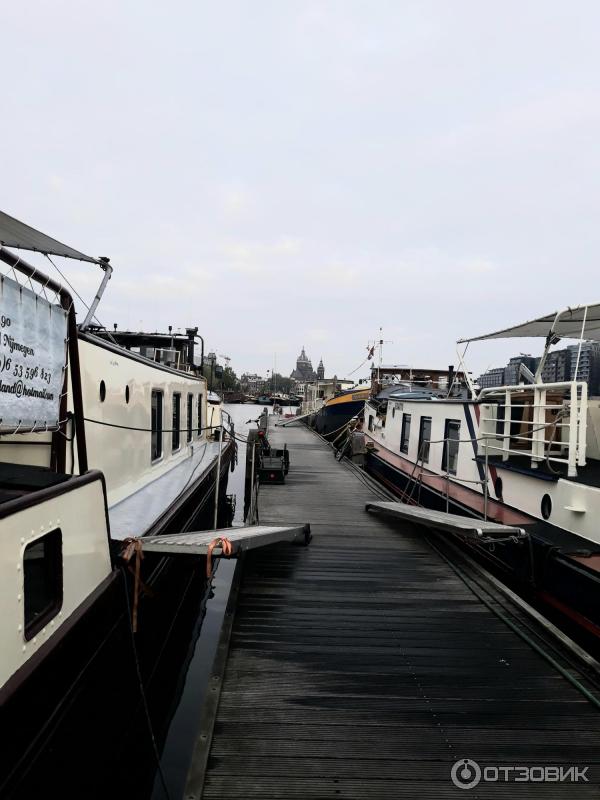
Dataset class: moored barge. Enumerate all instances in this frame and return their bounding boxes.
[0,210,234,797]
[363,304,600,640]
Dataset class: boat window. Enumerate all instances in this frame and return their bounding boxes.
[400,413,411,454]
[418,417,432,463]
[99,380,106,402]
[24,529,63,641]
[151,390,163,460]
[187,394,193,443]
[442,419,461,475]
[368,415,374,432]
[172,393,181,451]
[125,385,130,404]
[197,394,202,437]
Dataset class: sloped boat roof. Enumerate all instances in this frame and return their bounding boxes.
[0,209,102,264]
[459,303,600,343]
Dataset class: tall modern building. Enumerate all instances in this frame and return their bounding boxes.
[477,367,505,389]
[541,349,571,384]
[476,345,600,395]
[478,356,539,388]
[505,355,540,385]
[567,342,600,391]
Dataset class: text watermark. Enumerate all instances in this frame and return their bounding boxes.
[451,759,590,790]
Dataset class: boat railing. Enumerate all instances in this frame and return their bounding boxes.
[399,435,489,516]
[395,383,587,520]
[478,380,587,478]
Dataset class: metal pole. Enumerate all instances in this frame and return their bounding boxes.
[445,439,450,513]
[81,260,113,330]
[573,305,589,382]
[484,447,489,521]
[249,440,256,523]
[213,424,224,529]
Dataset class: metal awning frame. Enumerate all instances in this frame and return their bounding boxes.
[456,303,600,398]
[0,210,113,331]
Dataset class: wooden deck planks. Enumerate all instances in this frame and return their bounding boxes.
[194,421,600,799]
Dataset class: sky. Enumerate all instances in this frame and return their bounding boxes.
[2,1,600,381]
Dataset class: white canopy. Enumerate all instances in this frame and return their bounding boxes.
[0,209,101,264]
[458,303,600,343]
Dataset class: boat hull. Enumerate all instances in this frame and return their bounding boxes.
[0,444,234,799]
[312,400,365,438]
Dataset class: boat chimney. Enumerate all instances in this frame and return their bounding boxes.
[447,364,455,394]
[186,327,198,366]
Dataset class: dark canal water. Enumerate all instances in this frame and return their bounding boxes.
[149,404,292,798]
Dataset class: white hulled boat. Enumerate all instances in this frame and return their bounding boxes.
[363,304,600,640]
[0,210,235,796]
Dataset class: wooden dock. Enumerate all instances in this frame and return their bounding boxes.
[186,420,600,798]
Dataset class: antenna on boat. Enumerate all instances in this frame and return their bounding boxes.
[368,328,392,386]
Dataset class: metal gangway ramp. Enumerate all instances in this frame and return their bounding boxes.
[185,420,600,799]
[365,501,527,542]
[140,524,311,556]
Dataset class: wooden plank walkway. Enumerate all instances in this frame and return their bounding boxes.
[194,421,600,798]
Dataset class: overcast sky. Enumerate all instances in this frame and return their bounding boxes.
[2,1,600,380]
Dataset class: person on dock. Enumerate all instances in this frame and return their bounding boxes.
[350,419,366,467]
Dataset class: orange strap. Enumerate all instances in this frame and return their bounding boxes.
[206,536,233,579]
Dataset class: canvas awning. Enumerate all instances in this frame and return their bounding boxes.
[0,209,101,264]
[458,303,600,344]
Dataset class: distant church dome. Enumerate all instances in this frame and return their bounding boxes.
[290,345,317,382]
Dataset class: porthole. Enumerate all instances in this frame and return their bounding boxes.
[494,476,503,501]
[541,494,552,520]
[99,380,106,402]
[125,385,130,404]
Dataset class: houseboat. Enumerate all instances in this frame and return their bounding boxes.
[311,386,371,438]
[299,378,365,436]
[0,210,234,797]
[362,304,600,640]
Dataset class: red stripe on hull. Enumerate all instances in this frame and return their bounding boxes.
[537,590,600,639]
[365,431,531,526]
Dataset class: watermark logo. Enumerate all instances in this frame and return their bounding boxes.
[451,759,482,790]
[450,759,589,789]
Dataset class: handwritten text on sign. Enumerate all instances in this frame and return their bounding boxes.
[0,275,68,430]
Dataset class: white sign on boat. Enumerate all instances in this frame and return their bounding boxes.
[0,274,68,431]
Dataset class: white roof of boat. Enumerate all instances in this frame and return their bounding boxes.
[458,303,600,343]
